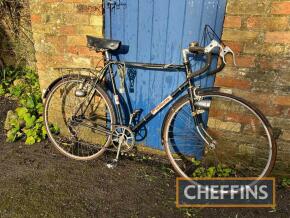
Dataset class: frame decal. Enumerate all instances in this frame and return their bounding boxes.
[151,95,173,115]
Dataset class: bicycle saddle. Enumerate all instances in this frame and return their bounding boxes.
[86,35,121,51]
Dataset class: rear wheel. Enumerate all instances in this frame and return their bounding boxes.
[162,91,276,180]
[44,76,116,160]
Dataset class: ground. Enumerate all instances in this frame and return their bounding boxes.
[0,97,289,218]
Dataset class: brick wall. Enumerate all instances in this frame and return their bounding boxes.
[28,0,290,175]
[220,0,290,175]
[28,0,103,92]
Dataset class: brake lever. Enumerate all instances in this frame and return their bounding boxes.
[220,46,237,66]
[205,40,237,66]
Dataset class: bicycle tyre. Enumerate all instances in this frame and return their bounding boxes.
[44,76,116,160]
[162,90,276,180]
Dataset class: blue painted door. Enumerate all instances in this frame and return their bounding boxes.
[105,0,227,150]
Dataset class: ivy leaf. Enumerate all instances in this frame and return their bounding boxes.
[0,84,5,96]
[2,67,46,145]
[23,114,36,128]
[36,116,44,123]
[6,129,18,142]
[36,103,44,114]
[26,96,35,109]
[8,85,23,97]
[25,136,36,145]
[23,128,35,137]
[207,167,216,178]
[10,119,20,131]
[41,126,47,138]
[51,123,60,134]
[15,107,29,118]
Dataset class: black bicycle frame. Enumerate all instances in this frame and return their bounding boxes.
[99,59,202,133]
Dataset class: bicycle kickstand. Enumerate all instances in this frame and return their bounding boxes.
[106,140,122,169]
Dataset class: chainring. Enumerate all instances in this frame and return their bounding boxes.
[112,125,135,153]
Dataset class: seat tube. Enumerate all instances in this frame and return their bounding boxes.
[105,51,124,125]
[104,50,110,61]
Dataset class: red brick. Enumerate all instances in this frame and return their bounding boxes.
[247,17,256,29]
[92,57,105,68]
[225,55,255,68]
[271,1,290,14]
[30,14,41,24]
[67,46,100,57]
[257,104,283,117]
[236,56,256,68]
[223,41,242,53]
[37,63,47,71]
[272,96,290,106]
[35,53,48,62]
[247,17,288,31]
[43,0,62,3]
[52,55,71,66]
[67,36,87,46]
[63,0,90,3]
[265,32,290,44]
[76,4,103,15]
[259,58,290,70]
[35,53,66,66]
[226,112,259,125]
[215,76,251,90]
[59,26,77,35]
[249,99,284,116]
[233,91,283,117]
[46,35,67,53]
[222,29,259,42]
[224,16,242,28]
[237,91,269,106]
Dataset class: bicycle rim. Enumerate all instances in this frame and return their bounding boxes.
[44,77,116,160]
[163,92,276,180]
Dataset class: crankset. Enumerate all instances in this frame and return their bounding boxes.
[107,126,135,169]
[112,125,135,153]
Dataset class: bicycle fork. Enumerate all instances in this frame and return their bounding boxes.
[188,87,217,150]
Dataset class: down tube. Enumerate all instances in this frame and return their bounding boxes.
[132,81,189,132]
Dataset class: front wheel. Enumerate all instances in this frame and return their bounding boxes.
[162,91,276,180]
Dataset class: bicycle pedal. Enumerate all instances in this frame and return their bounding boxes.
[106,159,118,169]
[129,109,143,125]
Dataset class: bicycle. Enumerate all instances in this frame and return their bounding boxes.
[43,33,277,182]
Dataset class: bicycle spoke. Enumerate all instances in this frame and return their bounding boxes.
[45,78,116,160]
[163,93,274,182]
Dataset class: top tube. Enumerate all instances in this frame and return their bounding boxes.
[111,60,185,71]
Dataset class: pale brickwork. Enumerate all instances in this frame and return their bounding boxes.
[220,0,290,175]
[28,0,290,175]
[28,0,103,93]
